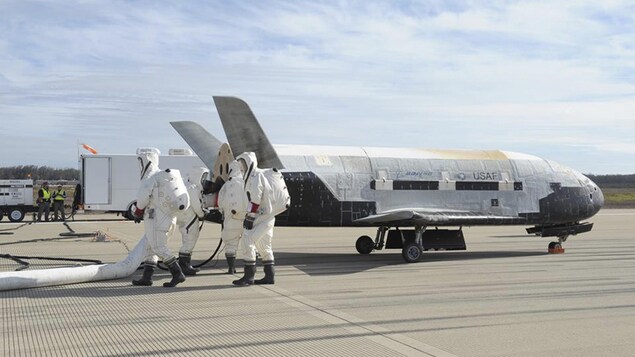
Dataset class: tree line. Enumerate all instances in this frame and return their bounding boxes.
[0,166,79,181]
[586,174,635,188]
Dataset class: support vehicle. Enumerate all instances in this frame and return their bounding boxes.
[0,179,38,222]
[80,149,204,219]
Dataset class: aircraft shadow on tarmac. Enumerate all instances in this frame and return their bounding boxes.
[216,250,549,277]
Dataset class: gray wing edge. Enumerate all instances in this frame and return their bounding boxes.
[170,121,223,171]
[213,96,284,169]
[354,209,526,226]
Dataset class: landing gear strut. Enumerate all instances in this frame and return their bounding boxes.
[355,225,434,263]
[355,226,389,255]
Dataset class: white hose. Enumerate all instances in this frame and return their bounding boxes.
[0,236,147,291]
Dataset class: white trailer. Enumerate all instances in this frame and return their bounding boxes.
[0,179,38,222]
[80,149,205,218]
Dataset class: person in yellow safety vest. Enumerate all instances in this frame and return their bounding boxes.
[37,182,51,222]
[52,184,66,221]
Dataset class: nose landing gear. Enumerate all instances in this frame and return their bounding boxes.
[548,235,568,254]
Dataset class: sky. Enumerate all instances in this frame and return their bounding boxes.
[0,0,633,174]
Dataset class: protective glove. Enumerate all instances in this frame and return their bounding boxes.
[131,206,145,223]
[243,213,256,230]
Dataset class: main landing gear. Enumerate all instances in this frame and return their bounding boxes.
[355,225,428,263]
[401,226,425,263]
[355,226,389,255]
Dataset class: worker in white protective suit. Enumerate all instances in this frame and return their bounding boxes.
[232,152,276,286]
[217,160,248,274]
[131,149,190,288]
[175,166,209,276]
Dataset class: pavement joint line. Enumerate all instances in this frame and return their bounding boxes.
[253,283,458,357]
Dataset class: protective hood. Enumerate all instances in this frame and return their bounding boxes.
[227,160,243,180]
[187,166,209,191]
[138,150,160,180]
[235,152,258,180]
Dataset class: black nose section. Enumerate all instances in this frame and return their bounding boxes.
[538,186,599,223]
[592,186,604,214]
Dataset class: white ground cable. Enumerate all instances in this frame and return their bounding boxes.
[0,236,147,291]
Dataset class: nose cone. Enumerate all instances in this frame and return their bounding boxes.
[572,170,604,217]
[580,173,604,215]
[591,180,604,214]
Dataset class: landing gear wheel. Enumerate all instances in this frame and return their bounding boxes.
[355,235,375,254]
[548,241,564,254]
[0,212,4,221]
[9,208,25,222]
[402,242,423,263]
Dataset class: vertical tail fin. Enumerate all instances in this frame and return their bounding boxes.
[213,96,284,169]
[170,121,223,171]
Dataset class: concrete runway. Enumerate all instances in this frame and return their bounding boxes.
[1,210,634,356]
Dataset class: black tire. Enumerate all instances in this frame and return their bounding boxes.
[355,235,375,254]
[402,241,422,263]
[0,211,4,221]
[8,208,25,222]
[548,241,560,250]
